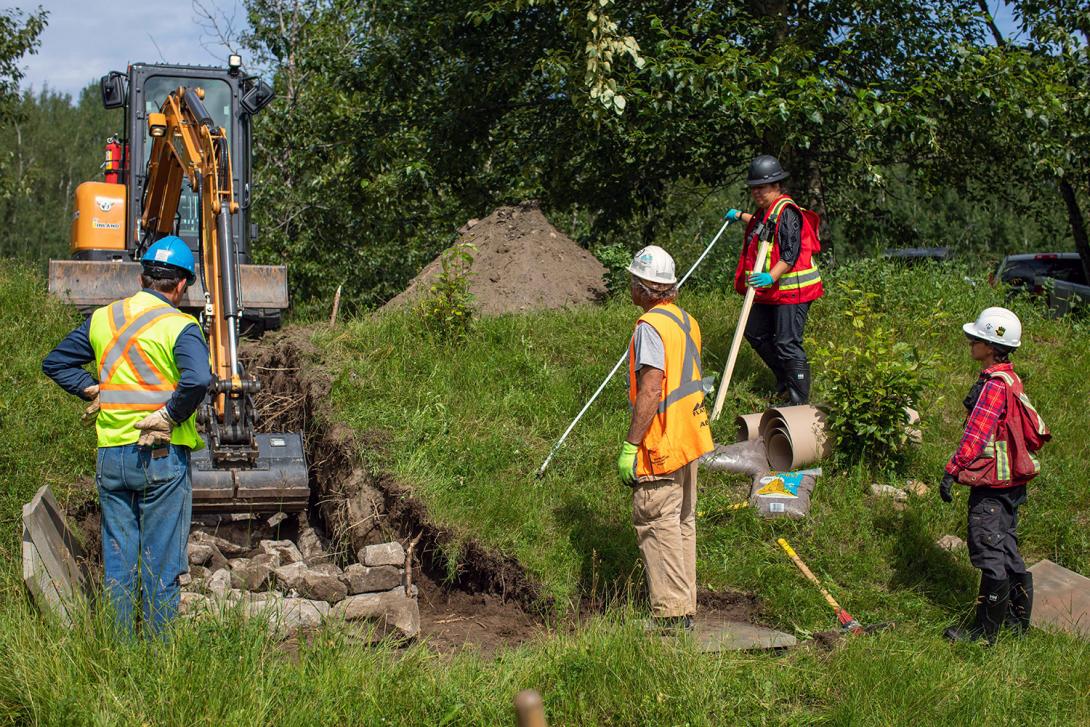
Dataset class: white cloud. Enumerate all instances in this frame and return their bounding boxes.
[18,0,248,97]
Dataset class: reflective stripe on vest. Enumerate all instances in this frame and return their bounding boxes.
[89,292,204,449]
[643,307,706,413]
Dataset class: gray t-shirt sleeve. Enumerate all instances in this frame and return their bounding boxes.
[631,322,665,372]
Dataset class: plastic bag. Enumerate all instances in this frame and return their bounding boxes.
[748,470,817,519]
[699,439,769,476]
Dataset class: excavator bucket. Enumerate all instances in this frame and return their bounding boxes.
[48,260,289,311]
[190,432,310,513]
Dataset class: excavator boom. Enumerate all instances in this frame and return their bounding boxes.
[138,85,308,513]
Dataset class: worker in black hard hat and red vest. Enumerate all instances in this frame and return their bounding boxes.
[724,155,824,404]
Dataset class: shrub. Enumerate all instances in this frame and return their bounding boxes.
[813,287,937,471]
[593,242,635,297]
[415,243,477,342]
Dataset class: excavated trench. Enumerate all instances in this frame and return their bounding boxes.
[243,329,544,654]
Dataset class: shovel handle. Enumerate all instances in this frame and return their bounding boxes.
[777,538,845,614]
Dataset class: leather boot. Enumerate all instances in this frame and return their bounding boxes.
[944,576,1009,645]
[1006,572,1033,636]
[785,361,811,405]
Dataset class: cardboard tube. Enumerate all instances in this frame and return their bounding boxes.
[759,405,830,470]
[735,412,764,443]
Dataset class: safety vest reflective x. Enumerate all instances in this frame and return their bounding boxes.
[88,291,204,449]
[733,194,824,305]
[627,303,714,477]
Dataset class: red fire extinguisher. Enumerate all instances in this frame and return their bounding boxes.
[103,135,128,184]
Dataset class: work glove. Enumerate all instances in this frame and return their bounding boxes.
[724,209,744,221]
[81,384,100,426]
[939,473,956,503]
[748,272,775,289]
[134,408,176,448]
[617,441,639,486]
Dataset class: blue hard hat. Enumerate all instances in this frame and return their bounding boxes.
[141,236,196,285]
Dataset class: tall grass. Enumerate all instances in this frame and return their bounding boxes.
[1,260,1089,725]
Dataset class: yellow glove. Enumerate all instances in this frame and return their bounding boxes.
[134,408,176,447]
[81,385,100,426]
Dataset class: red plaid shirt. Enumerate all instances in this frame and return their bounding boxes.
[945,363,1010,476]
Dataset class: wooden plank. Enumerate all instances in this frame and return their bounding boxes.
[21,486,93,622]
[39,487,93,594]
[22,525,72,625]
[1029,559,1090,639]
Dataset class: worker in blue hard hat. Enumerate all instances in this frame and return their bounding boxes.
[42,235,212,636]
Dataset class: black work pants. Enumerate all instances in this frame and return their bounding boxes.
[967,485,1028,582]
[744,301,811,366]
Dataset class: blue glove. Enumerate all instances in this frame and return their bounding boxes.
[617,441,639,486]
[748,272,774,288]
[724,209,743,221]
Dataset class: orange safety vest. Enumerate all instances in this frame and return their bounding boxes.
[733,194,824,305]
[957,368,1050,488]
[627,303,714,477]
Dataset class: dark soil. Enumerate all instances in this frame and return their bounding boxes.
[244,329,549,653]
[383,201,608,316]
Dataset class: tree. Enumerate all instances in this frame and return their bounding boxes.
[0,6,46,125]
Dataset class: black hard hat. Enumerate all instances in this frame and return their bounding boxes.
[747,155,789,186]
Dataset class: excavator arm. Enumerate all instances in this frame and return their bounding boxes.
[140,86,308,510]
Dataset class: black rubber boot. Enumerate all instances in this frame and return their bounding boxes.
[944,577,1009,645]
[751,341,787,396]
[785,361,811,405]
[1006,572,1033,636]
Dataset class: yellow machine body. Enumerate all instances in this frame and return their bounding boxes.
[70,182,127,255]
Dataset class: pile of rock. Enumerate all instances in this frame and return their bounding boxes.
[180,517,419,640]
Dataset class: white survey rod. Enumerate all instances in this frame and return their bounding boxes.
[535,216,735,478]
[710,237,772,421]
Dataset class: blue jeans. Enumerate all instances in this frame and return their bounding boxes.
[96,443,192,636]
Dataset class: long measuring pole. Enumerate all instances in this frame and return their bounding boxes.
[535,216,735,479]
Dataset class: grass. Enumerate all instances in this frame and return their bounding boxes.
[1,259,1089,725]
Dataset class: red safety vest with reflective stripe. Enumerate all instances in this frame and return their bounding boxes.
[627,303,715,477]
[733,194,824,305]
[956,369,1050,488]
[88,291,204,449]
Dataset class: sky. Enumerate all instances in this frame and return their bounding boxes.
[17,0,249,98]
[16,0,1026,99]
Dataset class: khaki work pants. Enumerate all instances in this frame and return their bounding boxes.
[632,460,697,617]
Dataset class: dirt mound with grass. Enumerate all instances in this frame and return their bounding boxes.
[384,201,608,316]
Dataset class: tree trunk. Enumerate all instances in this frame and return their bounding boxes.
[1059,178,1090,285]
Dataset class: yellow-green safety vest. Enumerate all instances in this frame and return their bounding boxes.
[88,290,205,450]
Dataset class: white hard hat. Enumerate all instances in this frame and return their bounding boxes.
[627,245,677,285]
[963,306,1022,348]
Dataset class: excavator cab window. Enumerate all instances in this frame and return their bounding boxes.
[140,76,233,248]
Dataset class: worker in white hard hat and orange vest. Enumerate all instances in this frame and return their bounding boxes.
[940,306,1050,645]
[618,245,715,632]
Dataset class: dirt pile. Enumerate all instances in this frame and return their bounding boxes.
[384,201,607,316]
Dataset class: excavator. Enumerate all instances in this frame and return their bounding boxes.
[47,58,309,513]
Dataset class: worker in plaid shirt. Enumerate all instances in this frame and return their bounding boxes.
[940,306,1037,645]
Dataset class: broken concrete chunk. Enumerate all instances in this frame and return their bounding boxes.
[333,590,420,639]
[180,591,209,616]
[267,512,288,528]
[188,565,210,583]
[936,534,966,551]
[309,562,344,577]
[903,480,929,497]
[295,570,348,604]
[297,515,332,565]
[260,539,304,565]
[190,530,248,557]
[178,572,192,587]
[230,558,275,591]
[360,542,405,568]
[343,564,403,594]
[870,484,908,502]
[251,552,281,569]
[187,542,228,570]
[206,568,232,599]
[273,561,308,591]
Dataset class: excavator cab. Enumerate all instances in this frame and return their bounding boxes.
[50,60,283,331]
[48,60,307,514]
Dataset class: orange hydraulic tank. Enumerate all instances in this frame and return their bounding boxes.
[71,182,126,255]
